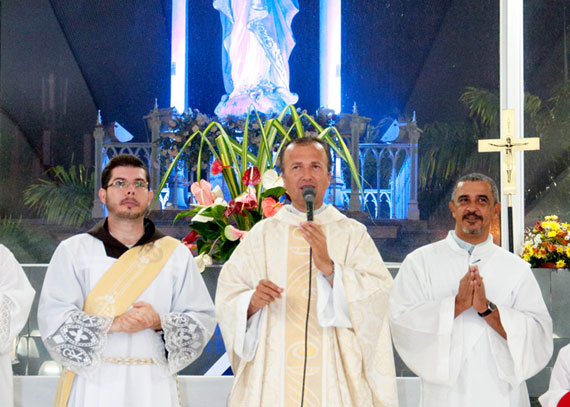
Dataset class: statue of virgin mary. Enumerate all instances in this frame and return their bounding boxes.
[213,0,299,117]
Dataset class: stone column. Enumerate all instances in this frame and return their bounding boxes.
[407,127,420,220]
[340,105,369,214]
[148,101,162,210]
[92,111,105,218]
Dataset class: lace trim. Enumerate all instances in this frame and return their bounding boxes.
[161,312,208,374]
[44,311,112,376]
[0,294,14,348]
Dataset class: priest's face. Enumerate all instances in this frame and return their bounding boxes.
[98,166,153,220]
[281,142,331,212]
[449,180,500,244]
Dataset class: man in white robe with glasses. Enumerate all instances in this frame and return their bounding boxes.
[389,173,552,407]
[38,154,216,407]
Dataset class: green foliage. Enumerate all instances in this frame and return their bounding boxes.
[0,217,57,263]
[23,164,94,227]
[155,105,361,263]
[158,109,214,180]
[459,87,499,127]
[457,84,570,210]
[418,120,499,217]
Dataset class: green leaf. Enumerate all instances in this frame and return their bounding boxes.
[213,239,240,262]
[190,221,224,241]
[261,186,286,200]
[195,205,227,220]
[173,210,195,223]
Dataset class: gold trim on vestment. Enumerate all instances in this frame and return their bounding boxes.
[54,236,179,407]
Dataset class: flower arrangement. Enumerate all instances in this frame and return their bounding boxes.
[155,105,360,271]
[521,215,570,269]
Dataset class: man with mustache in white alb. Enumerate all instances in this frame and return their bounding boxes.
[389,173,552,407]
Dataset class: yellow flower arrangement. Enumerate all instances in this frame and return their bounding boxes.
[521,215,570,268]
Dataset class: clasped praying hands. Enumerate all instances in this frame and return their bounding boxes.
[109,301,162,333]
[454,265,488,318]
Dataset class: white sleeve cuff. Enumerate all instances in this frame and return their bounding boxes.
[233,290,262,361]
[316,263,352,328]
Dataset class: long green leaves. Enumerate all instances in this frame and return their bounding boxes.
[23,164,94,227]
[152,105,364,212]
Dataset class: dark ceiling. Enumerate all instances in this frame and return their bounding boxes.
[48,0,172,137]
[0,0,566,166]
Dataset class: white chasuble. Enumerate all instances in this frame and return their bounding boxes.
[0,244,35,407]
[216,205,398,407]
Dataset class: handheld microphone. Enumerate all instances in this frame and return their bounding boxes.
[302,186,315,221]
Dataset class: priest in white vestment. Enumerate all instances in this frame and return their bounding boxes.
[38,154,216,407]
[539,344,570,407]
[216,138,398,407]
[0,244,35,407]
[389,173,552,407]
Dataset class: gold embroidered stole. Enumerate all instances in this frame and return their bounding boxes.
[54,236,179,407]
[284,226,323,407]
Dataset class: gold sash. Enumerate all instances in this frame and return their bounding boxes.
[284,226,322,407]
[54,236,180,407]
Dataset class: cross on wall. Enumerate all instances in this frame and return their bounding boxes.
[477,109,540,252]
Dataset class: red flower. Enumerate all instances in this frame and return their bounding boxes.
[211,159,231,175]
[242,166,261,185]
[223,201,236,217]
[223,187,258,217]
[182,230,199,244]
[182,230,199,252]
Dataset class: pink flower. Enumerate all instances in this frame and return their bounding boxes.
[211,159,231,175]
[224,225,248,241]
[242,166,261,186]
[190,180,216,206]
[261,197,284,218]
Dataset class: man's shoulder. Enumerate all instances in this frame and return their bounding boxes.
[406,238,449,259]
[56,232,102,253]
[487,243,530,269]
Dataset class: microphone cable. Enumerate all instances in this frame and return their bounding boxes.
[300,185,315,407]
[300,246,312,407]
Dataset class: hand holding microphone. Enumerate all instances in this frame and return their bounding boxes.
[299,186,334,278]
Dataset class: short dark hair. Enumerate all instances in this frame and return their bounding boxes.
[101,154,150,189]
[277,137,332,173]
[451,173,500,204]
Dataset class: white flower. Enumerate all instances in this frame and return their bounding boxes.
[194,253,213,273]
[191,208,213,223]
[191,195,228,223]
[262,169,284,190]
[212,185,224,200]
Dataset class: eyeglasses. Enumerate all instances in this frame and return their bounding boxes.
[107,180,149,190]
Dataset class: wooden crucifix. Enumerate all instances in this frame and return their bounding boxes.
[478,109,540,253]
